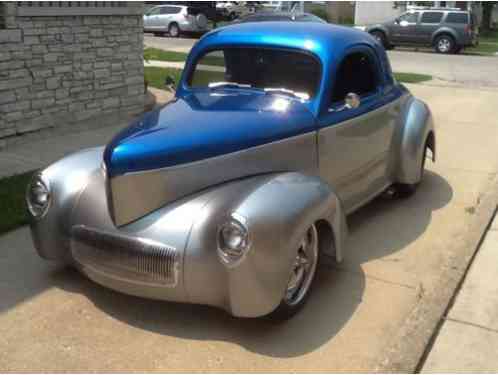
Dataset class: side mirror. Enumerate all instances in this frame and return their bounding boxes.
[165,75,176,93]
[394,17,400,24]
[345,92,360,109]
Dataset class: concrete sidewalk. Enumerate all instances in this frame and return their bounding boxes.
[422,212,498,372]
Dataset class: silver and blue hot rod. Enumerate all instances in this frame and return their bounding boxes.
[27,22,435,320]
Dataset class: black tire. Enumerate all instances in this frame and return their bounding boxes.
[370,30,389,49]
[394,144,428,198]
[434,34,455,54]
[267,224,319,321]
[168,23,180,38]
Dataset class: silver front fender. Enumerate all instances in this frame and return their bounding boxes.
[29,147,104,262]
[184,172,347,317]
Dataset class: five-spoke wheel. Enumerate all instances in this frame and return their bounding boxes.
[269,224,319,320]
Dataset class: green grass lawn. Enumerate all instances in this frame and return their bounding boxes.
[144,47,225,66]
[0,171,35,235]
[146,66,432,90]
[466,29,498,55]
[393,72,433,84]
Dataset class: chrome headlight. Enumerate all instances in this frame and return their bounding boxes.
[217,213,250,266]
[26,173,51,219]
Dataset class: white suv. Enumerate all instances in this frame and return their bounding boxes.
[144,5,208,37]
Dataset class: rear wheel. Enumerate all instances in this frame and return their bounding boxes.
[434,35,455,54]
[370,30,389,49]
[168,23,180,38]
[394,143,428,198]
[268,224,319,321]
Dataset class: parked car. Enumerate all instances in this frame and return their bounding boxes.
[143,4,208,37]
[216,1,247,21]
[236,11,327,23]
[28,23,435,320]
[364,8,478,54]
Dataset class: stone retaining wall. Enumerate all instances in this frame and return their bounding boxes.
[0,2,144,148]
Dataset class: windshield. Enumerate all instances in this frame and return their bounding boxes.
[188,47,321,99]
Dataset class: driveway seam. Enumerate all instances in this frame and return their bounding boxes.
[335,267,417,290]
[444,317,498,334]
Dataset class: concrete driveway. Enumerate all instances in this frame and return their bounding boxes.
[1,84,498,372]
[144,35,498,88]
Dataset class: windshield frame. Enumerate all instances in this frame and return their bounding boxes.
[183,45,323,101]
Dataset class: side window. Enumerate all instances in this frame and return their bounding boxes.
[331,52,379,104]
[160,7,172,15]
[421,12,444,24]
[147,7,161,16]
[190,51,227,87]
[445,12,468,24]
[399,12,419,23]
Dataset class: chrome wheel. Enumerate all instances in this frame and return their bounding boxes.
[284,224,318,307]
[436,36,453,53]
[169,24,179,38]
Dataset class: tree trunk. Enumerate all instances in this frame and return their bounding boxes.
[481,2,496,33]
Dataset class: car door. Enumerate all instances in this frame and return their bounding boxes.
[158,6,175,31]
[416,11,444,44]
[390,11,419,44]
[317,48,398,213]
[144,6,162,31]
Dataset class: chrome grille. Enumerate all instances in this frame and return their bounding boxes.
[71,225,178,286]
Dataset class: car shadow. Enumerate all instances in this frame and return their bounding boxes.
[1,170,452,358]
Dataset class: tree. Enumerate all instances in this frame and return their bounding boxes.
[481,1,497,34]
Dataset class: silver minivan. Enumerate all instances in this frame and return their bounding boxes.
[144,5,208,37]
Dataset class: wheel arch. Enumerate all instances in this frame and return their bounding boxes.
[395,97,436,185]
[432,29,458,46]
[183,172,348,317]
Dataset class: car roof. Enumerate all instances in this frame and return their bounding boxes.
[196,21,376,65]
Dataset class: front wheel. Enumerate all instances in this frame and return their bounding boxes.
[268,224,319,321]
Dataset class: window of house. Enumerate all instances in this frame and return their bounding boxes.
[331,52,379,104]
[421,11,444,24]
[399,12,419,23]
[445,12,469,24]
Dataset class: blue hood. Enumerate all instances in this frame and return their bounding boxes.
[104,91,316,177]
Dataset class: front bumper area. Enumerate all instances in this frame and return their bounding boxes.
[70,225,189,303]
[72,225,179,287]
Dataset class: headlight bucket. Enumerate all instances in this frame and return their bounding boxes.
[217,213,250,266]
[26,173,51,219]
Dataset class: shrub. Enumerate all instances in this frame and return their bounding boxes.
[310,7,329,23]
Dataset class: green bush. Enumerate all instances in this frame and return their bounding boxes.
[309,7,329,23]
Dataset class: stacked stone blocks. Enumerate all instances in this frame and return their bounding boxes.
[0,3,144,148]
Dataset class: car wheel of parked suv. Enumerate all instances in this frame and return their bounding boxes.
[169,23,180,38]
[370,30,389,49]
[434,35,455,54]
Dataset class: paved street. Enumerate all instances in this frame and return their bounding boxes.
[1,84,498,371]
[144,35,498,88]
